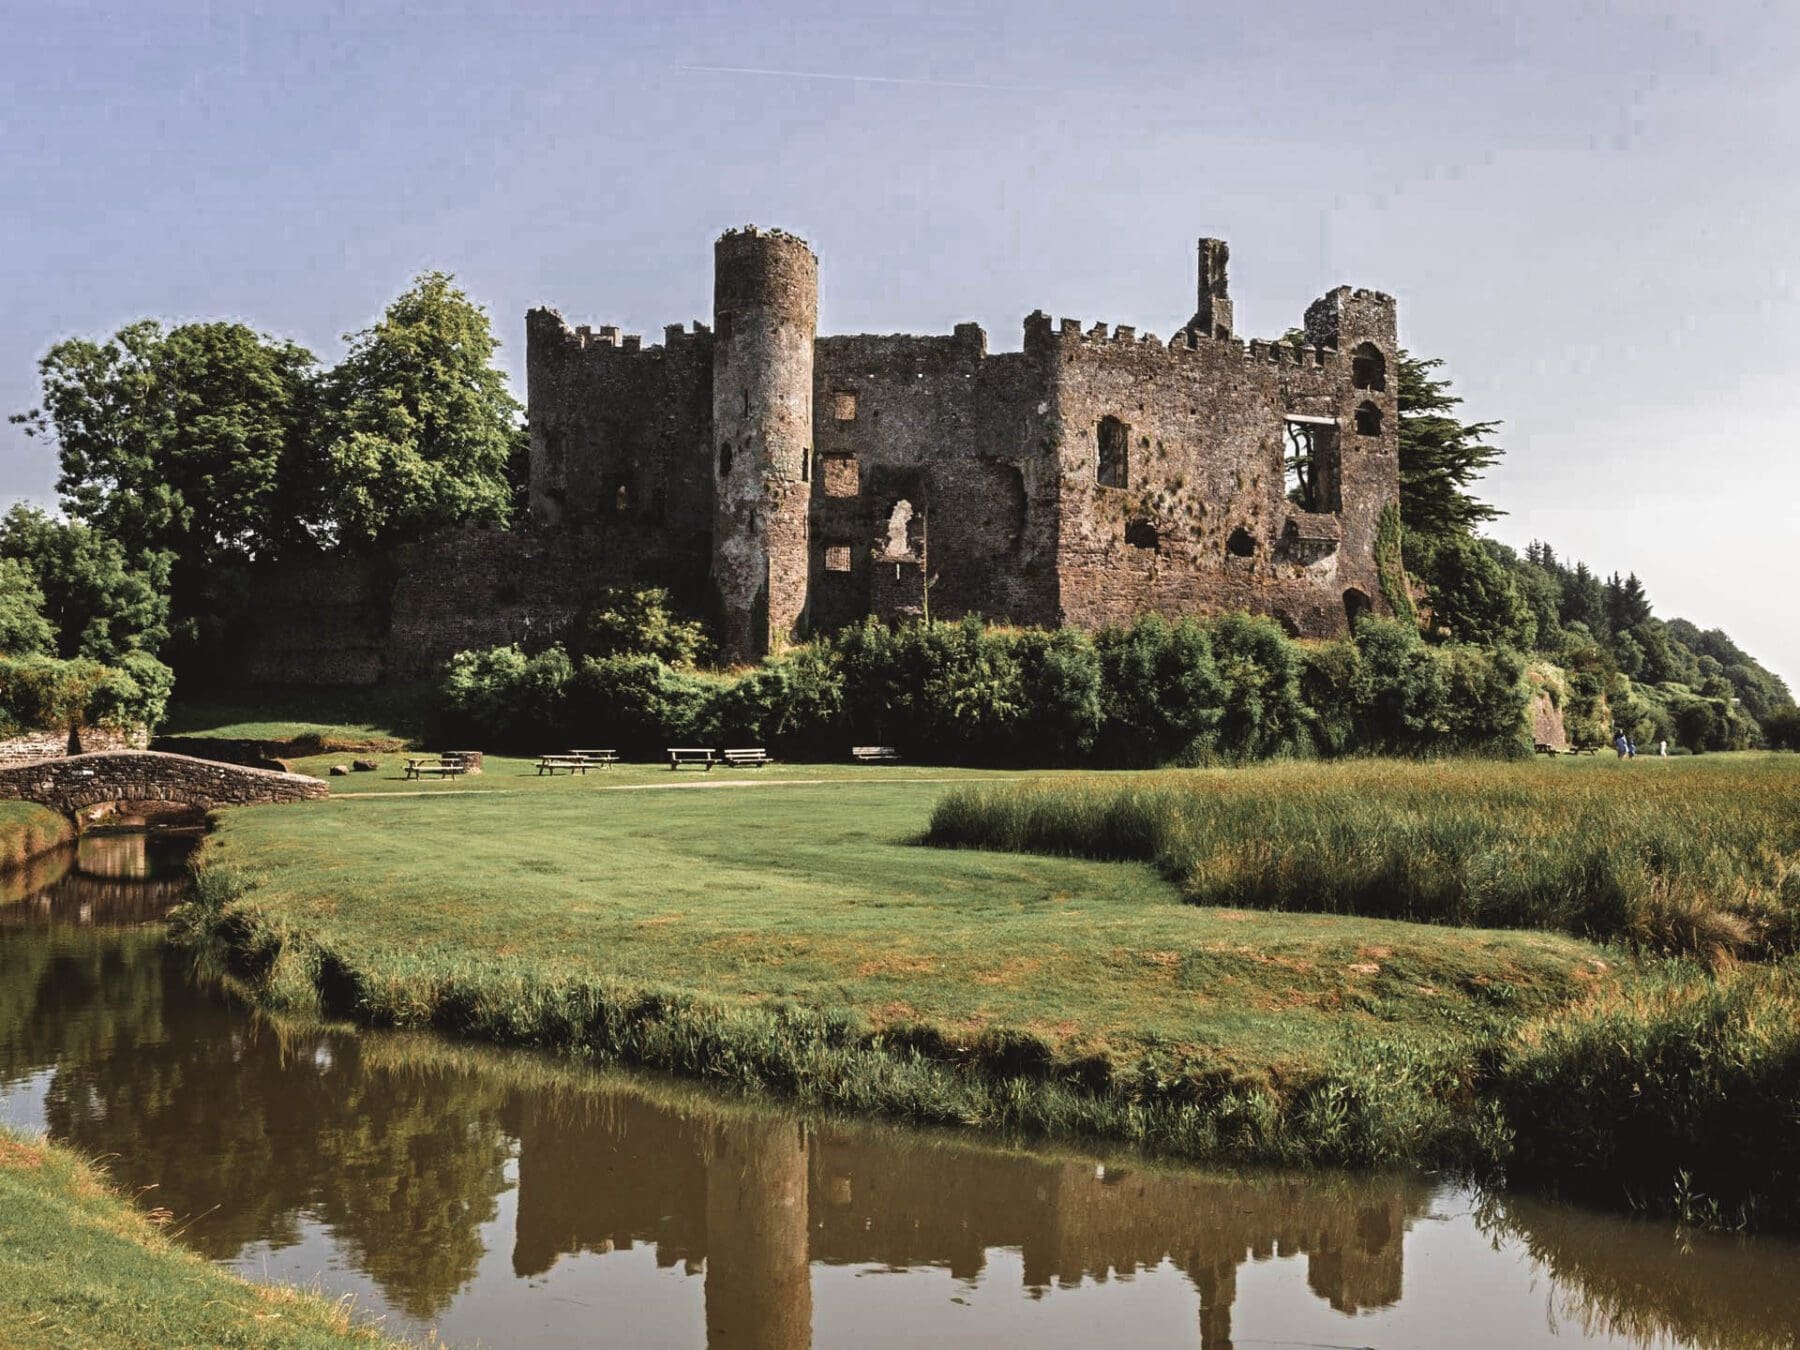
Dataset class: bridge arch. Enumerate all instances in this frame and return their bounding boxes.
[0,751,329,822]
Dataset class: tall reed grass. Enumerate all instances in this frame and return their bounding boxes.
[927,758,1800,960]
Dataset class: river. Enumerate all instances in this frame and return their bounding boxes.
[2,833,1797,1349]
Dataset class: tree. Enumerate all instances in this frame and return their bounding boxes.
[0,557,55,656]
[1396,351,1504,543]
[1407,531,1535,649]
[319,272,521,544]
[1603,571,1652,632]
[0,505,171,661]
[11,320,319,568]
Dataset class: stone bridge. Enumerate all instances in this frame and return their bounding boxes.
[0,750,329,820]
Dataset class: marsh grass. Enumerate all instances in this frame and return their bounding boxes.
[0,1127,405,1349]
[927,756,1800,960]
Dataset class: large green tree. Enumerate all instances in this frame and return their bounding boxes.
[0,505,171,662]
[319,272,521,543]
[11,320,319,568]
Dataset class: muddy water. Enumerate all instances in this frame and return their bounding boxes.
[3,838,1798,1349]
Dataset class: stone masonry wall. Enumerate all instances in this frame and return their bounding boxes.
[0,750,328,817]
[0,725,147,768]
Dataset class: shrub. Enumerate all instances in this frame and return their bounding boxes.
[565,654,709,757]
[1094,616,1221,766]
[565,586,710,668]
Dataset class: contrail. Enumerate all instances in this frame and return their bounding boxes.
[677,64,1043,93]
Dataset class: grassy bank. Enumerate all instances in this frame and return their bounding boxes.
[177,767,1613,1176]
[926,755,1800,960]
[0,802,75,872]
[0,1128,403,1349]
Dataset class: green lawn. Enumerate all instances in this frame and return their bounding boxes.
[0,1129,403,1350]
[197,765,1606,1083]
[0,802,74,873]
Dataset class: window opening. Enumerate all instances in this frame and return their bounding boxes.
[823,544,852,573]
[832,391,857,421]
[1351,343,1386,392]
[718,441,733,477]
[1125,519,1159,551]
[1097,416,1128,488]
[801,448,811,482]
[1344,588,1373,628]
[884,500,915,557]
[822,453,859,497]
[1355,401,1382,437]
[1283,417,1341,513]
[1226,526,1257,558]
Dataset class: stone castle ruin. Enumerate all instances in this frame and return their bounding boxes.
[245,228,1400,683]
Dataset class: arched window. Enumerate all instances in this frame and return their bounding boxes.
[1344,588,1373,628]
[1351,343,1386,392]
[612,482,631,514]
[1096,416,1128,488]
[1355,401,1382,437]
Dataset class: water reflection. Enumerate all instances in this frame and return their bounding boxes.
[3,844,1799,1348]
[0,831,194,922]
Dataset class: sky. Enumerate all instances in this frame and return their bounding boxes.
[3,0,1796,684]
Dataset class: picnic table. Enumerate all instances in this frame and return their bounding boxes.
[536,754,595,775]
[720,747,770,768]
[851,745,900,763]
[570,749,619,767]
[405,756,468,780]
[667,747,716,771]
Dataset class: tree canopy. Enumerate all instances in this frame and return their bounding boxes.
[319,272,522,544]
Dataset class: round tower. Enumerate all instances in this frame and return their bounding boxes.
[712,227,817,661]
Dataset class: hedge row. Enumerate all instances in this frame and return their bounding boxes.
[433,614,1532,766]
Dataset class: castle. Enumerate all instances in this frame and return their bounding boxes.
[527,227,1399,663]
[246,228,1401,684]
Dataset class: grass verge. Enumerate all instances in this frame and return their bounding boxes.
[0,1127,406,1349]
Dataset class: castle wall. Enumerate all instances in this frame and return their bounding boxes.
[1042,295,1398,638]
[809,326,1061,631]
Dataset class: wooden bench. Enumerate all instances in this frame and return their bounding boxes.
[571,749,619,768]
[720,747,770,768]
[536,754,594,775]
[851,745,900,763]
[667,747,716,771]
[1533,742,1561,756]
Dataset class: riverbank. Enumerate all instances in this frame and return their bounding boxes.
[0,803,74,873]
[175,753,1799,1227]
[0,1127,404,1349]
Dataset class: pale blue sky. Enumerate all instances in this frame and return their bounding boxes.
[4,1,1795,681]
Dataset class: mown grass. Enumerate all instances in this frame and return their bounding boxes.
[927,755,1800,960]
[176,772,1610,1175]
[0,802,75,873]
[0,1127,407,1349]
